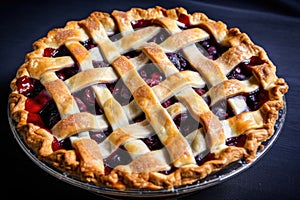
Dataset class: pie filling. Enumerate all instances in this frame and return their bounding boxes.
[10,7,288,190]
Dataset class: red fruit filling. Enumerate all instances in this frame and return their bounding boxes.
[16,76,44,97]
[178,13,191,27]
[227,56,265,80]
[104,145,132,174]
[226,134,247,147]
[107,81,133,106]
[166,52,194,71]
[131,19,155,29]
[55,65,79,81]
[210,88,269,120]
[198,38,228,60]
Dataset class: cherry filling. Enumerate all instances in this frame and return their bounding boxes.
[73,86,103,114]
[56,65,79,81]
[131,19,155,29]
[198,38,228,60]
[210,56,268,119]
[104,145,132,175]
[107,81,133,106]
[226,134,247,147]
[142,135,163,151]
[131,18,228,61]
[211,88,269,120]
[16,76,44,97]
[43,45,71,58]
[52,136,72,151]
[227,56,265,80]
[80,39,97,50]
[39,100,61,129]
[173,112,202,136]
[166,52,195,71]
[178,13,191,27]
[90,127,113,144]
[138,64,165,86]
[246,88,269,111]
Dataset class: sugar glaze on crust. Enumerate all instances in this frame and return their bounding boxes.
[9,6,288,190]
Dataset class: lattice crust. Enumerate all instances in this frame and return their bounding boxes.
[9,6,288,190]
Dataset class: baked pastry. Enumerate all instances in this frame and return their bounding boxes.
[8,6,288,190]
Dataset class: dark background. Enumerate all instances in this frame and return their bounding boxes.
[1,0,299,199]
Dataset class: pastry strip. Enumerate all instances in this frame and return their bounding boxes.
[112,56,195,167]
[73,138,105,175]
[51,112,108,140]
[65,67,118,93]
[159,28,209,52]
[40,72,79,117]
[182,44,227,87]
[27,57,74,79]
[142,42,225,151]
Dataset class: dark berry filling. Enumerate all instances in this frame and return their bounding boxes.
[246,88,269,111]
[43,45,71,58]
[131,19,155,29]
[195,151,215,166]
[90,128,113,144]
[166,52,194,71]
[227,56,265,80]
[52,136,72,151]
[107,81,133,106]
[198,38,228,60]
[161,96,177,108]
[104,145,132,174]
[55,65,79,81]
[226,134,247,147]
[138,64,165,87]
[73,86,101,114]
[39,100,61,129]
[142,135,163,151]
[173,112,201,136]
[16,76,44,97]
[211,99,234,120]
[124,50,141,59]
[193,87,208,96]
[210,88,269,120]
[80,39,97,50]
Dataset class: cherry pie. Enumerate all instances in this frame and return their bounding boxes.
[9,6,288,190]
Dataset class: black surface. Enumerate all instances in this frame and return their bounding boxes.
[1,0,300,199]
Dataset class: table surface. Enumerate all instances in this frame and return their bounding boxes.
[1,0,299,199]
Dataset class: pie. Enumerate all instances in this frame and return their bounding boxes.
[8,6,289,190]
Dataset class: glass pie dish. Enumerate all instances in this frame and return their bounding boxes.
[7,97,286,199]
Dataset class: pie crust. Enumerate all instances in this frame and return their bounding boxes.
[9,6,288,190]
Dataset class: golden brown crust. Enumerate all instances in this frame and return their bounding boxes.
[8,6,288,191]
[73,138,105,179]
